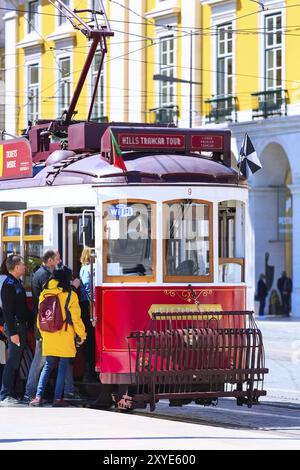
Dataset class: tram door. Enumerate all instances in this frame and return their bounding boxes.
[65,215,82,276]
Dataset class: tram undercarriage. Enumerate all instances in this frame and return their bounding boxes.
[85,310,267,412]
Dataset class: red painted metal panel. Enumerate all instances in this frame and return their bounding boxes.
[191,134,224,151]
[0,139,32,180]
[95,285,246,376]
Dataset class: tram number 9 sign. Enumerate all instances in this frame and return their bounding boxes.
[0,139,33,180]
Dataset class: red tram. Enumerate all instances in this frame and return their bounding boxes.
[0,1,268,411]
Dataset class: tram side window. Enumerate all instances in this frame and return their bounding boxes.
[164,200,213,282]
[2,213,21,257]
[104,201,155,282]
[23,212,43,287]
[218,200,245,283]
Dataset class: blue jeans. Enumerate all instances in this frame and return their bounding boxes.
[36,356,69,401]
[0,323,27,400]
[25,339,74,398]
[25,339,45,399]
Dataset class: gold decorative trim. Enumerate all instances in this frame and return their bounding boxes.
[164,289,213,303]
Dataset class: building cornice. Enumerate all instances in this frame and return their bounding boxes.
[229,115,300,139]
[46,30,76,42]
[201,0,236,6]
[3,11,18,21]
[16,33,43,50]
[145,6,180,21]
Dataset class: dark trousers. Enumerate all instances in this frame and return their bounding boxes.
[281,293,291,315]
[80,301,95,377]
[259,297,266,316]
[0,323,27,400]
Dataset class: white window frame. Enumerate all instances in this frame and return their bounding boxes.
[258,2,285,93]
[89,50,106,121]
[159,35,175,108]
[55,0,73,30]
[27,63,39,124]
[216,22,233,97]
[57,55,71,117]
[264,12,282,91]
[154,25,177,111]
[24,54,41,127]
[24,0,41,36]
[210,3,236,99]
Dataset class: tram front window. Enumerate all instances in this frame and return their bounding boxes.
[164,200,213,282]
[104,201,155,281]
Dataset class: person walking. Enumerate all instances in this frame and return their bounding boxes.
[277,271,293,316]
[0,259,8,386]
[79,248,96,381]
[257,274,268,317]
[0,255,32,405]
[23,250,60,402]
[30,268,86,407]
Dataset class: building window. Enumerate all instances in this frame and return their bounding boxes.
[103,200,156,282]
[91,52,105,121]
[218,201,245,283]
[159,36,175,111]
[27,63,39,124]
[28,0,38,33]
[216,23,232,97]
[163,200,213,283]
[58,57,71,116]
[58,0,70,26]
[265,13,282,90]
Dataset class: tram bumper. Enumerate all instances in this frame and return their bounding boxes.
[127,311,268,411]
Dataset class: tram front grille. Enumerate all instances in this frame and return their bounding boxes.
[127,311,268,408]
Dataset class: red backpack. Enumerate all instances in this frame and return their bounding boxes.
[38,291,72,333]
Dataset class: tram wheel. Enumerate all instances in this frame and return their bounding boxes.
[90,385,115,410]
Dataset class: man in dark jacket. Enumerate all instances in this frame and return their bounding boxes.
[277,271,293,316]
[257,274,268,316]
[24,250,60,401]
[0,255,32,405]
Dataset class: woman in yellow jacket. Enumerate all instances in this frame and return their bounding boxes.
[30,268,86,407]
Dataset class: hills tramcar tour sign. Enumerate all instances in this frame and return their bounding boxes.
[0,139,32,180]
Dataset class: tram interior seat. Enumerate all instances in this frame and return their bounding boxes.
[108,239,152,275]
[175,260,197,276]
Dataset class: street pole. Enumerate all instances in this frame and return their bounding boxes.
[189,31,193,128]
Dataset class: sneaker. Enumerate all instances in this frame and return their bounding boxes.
[52,399,70,407]
[19,395,33,405]
[64,392,83,401]
[0,396,23,406]
[29,397,43,407]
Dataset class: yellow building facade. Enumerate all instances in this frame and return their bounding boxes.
[3,0,300,313]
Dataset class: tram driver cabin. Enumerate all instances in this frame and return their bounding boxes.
[0,124,268,410]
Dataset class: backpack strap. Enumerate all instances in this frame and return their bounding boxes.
[64,290,73,331]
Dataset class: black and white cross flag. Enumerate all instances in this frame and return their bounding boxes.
[237,133,262,178]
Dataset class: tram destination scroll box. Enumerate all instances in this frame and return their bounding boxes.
[101,127,231,167]
[0,138,33,180]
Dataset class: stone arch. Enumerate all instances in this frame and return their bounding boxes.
[250,142,291,187]
[251,142,292,315]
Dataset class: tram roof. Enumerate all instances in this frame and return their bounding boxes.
[0,151,246,189]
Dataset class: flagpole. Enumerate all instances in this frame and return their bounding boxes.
[110,129,129,184]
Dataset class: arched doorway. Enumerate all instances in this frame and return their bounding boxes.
[250,143,292,314]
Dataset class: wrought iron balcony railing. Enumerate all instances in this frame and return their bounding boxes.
[251,89,288,119]
[205,95,237,123]
[149,105,179,125]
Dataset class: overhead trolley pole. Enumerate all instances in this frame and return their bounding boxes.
[48,0,114,124]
